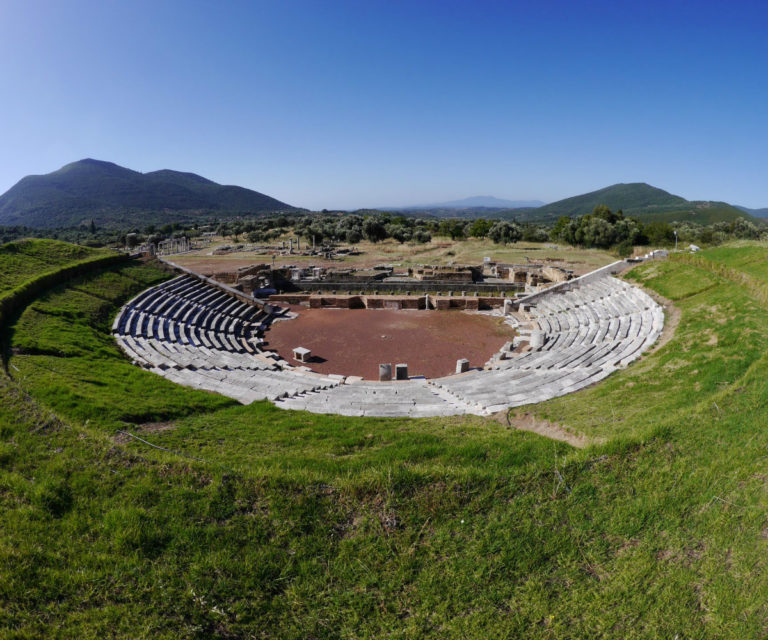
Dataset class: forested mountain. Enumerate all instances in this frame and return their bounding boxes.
[0,159,298,228]
[509,183,759,225]
[736,205,768,219]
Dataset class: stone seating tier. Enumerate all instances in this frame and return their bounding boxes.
[114,272,665,417]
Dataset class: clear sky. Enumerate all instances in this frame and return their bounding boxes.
[1,0,767,210]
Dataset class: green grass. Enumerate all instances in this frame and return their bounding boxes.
[6,242,768,636]
[8,262,235,426]
[0,238,106,294]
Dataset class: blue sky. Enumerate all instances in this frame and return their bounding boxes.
[1,0,767,210]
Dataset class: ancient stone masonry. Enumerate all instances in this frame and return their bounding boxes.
[156,237,191,256]
[408,265,479,283]
[113,259,665,418]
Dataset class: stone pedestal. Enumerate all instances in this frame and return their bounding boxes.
[379,363,392,381]
[503,299,513,315]
[530,330,545,350]
[395,363,408,380]
[456,358,470,374]
[293,347,311,362]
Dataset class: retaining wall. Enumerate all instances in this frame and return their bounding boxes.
[287,280,524,295]
[269,293,506,311]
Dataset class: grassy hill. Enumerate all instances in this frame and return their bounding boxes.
[388,184,761,226]
[7,240,768,635]
[0,159,299,229]
[509,183,761,225]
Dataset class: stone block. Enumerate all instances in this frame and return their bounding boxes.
[456,358,470,374]
[379,363,392,381]
[530,331,545,350]
[395,363,408,380]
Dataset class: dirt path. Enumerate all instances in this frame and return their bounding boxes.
[496,411,593,448]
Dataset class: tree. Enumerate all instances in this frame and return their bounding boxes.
[488,221,522,245]
[362,217,387,243]
[468,219,493,238]
[643,221,675,245]
[731,217,760,239]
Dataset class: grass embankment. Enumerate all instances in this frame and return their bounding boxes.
[4,241,768,637]
[0,239,107,295]
[0,240,129,357]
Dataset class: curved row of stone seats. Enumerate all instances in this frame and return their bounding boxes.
[116,270,664,417]
[427,367,613,415]
[114,274,346,404]
[425,275,664,414]
[275,380,470,417]
[159,366,340,403]
[117,334,340,403]
[114,275,264,354]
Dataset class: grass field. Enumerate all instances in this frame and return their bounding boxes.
[174,237,617,276]
[4,240,768,637]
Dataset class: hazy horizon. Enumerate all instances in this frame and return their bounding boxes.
[2,1,768,210]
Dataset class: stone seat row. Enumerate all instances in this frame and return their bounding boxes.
[115,289,265,338]
[118,335,341,402]
[115,272,664,418]
[118,308,259,354]
[532,281,650,319]
[118,335,274,371]
[124,275,265,326]
[429,366,612,414]
[275,380,467,417]
[114,275,352,404]
[412,276,665,414]
[274,275,664,417]
[535,308,662,353]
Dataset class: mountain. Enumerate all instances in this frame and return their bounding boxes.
[388,196,546,210]
[524,183,686,220]
[0,159,298,228]
[736,205,768,219]
[510,183,761,226]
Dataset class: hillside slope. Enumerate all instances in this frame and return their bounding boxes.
[0,159,298,228]
[7,243,768,635]
[511,183,759,225]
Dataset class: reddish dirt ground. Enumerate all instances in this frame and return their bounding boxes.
[263,307,515,380]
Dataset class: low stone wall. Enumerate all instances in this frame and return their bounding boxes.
[288,280,524,295]
[268,293,507,311]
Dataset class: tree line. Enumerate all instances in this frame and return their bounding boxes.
[0,206,765,253]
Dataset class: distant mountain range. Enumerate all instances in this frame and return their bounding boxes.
[0,160,764,229]
[736,205,768,219]
[386,196,546,210]
[381,183,763,225]
[0,159,298,228]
